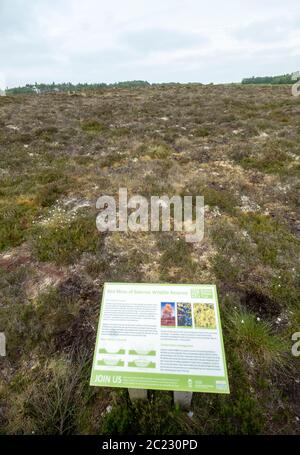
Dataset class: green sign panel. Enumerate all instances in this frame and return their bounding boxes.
[90,283,230,394]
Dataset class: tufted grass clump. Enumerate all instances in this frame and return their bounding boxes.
[4,353,92,435]
[32,213,102,265]
[81,120,107,134]
[0,286,81,357]
[101,391,184,435]
[0,202,37,251]
[237,145,299,176]
[238,213,300,268]
[226,309,287,371]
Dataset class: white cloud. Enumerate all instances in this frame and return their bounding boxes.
[1,0,300,86]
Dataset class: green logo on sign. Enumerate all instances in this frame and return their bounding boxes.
[191,289,213,299]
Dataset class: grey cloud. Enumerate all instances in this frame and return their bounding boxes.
[0,1,300,87]
[234,18,299,43]
[121,28,208,54]
[0,0,38,33]
[0,0,58,67]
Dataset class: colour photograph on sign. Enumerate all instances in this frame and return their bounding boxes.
[90,283,229,394]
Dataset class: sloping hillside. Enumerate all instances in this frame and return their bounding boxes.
[0,84,299,434]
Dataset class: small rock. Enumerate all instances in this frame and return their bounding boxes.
[6,124,20,131]
[259,132,269,138]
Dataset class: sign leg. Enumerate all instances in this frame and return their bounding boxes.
[128,388,148,402]
[174,391,193,410]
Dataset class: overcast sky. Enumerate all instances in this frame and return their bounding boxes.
[1,0,300,87]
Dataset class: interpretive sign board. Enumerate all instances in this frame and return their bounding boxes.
[90,283,230,394]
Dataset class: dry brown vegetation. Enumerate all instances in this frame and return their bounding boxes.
[0,84,299,434]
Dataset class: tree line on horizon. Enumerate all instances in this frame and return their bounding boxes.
[5,72,299,94]
[6,80,151,94]
[241,73,296,85]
